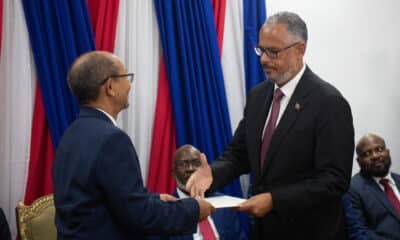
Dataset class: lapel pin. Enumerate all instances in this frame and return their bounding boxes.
[295,103,301,111]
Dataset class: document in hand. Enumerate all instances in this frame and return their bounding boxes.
[204,195,246,208]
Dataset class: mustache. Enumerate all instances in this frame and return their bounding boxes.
[262,63,274,69]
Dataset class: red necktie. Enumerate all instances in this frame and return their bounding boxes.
[379,178,400,214]
[199,218,216,240]
[260,88,284,168]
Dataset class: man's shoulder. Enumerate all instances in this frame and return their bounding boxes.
[248,80,272,95]
[351,173,366,185]
[391,172,400,182]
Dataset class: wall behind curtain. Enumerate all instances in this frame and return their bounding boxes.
[267,0,400,173]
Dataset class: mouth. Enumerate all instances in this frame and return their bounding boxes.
[263,66,276,74]
[370,158,387,169]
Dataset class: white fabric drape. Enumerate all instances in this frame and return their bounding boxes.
[221,0,246,132]
[0,0,36,237]
[221,0,250,197]
[114,0,161,181]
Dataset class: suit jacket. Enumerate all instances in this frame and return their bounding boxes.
[150,191,246,240]
[342,194,367,240]
[52,107,199,240]
[211,66,354,239]
[348,172,400,239]
[0,208,11,240]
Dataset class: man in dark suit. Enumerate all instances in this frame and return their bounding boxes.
[159,144,245,240]
[348,133,400,239]
[52,51,214,240]
[186,11,354,239]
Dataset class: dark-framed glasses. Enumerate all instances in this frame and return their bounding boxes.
[254,42,300,59]
[101,73,135,85]
[176,158,201,168]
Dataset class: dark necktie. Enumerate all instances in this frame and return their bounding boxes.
[199,218,216,240]
[260,88,284,169]
[379,178,400,214]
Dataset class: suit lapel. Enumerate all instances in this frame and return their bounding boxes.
[364,175,400,222]
[261,67,315,174]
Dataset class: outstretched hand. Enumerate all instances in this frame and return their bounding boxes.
[185,153,213,198]
[237,193,273,217]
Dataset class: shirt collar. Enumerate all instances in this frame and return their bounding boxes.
[373,172,396,185]
[95,108,118,126]
[177,188,189,199]
[275,63,306,97]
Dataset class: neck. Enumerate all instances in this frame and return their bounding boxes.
[85,102,119,120]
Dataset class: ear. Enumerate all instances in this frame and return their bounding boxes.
[104,79,116,96]
[297,42,306,56]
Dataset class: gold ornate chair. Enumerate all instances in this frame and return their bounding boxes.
[15,194,56,240]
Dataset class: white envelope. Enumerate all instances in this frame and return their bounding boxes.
[204,195,246,208]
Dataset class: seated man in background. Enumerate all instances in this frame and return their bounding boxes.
[155,144,246,240]
[348,133,400,239]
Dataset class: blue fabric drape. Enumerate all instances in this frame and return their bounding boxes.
[22,0,95,147]
[243,0,266,92]
[154,0,243,198]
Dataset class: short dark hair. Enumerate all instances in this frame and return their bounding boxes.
[67,51,120,105]
[266,11,308,45]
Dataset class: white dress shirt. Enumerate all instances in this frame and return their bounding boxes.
[177,188,220,240]
[262,63,306,139]
[373,172,400,201]
[96,108,118,126]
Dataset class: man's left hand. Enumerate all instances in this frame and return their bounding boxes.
[238,193,273,217]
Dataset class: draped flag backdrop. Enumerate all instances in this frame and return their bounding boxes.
[0,0,266,237]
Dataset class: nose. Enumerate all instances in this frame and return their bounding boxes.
[370,151,381,159]
[187,164,195,171]
[260,52,272,65]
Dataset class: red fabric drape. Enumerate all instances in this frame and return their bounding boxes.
[147,59,177,194]
[87,0,120,52]
[24,1,120,205]
[147,0,227,194]
[211,0,227,54]
[24,82,55,204]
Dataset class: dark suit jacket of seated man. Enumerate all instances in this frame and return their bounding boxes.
[348,133,400,239]
[52,51,214,240]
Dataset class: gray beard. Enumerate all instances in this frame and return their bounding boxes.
[268,67,296,86]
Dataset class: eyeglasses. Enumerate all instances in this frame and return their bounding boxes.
[175,158,201,168]
[254,42,300,59]
[100,73,135,85]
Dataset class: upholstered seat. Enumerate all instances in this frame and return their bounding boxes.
[16,194,56,240]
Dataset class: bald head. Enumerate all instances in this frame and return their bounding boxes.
[173,145,201,193]
[356,133,386,156]
[67,51,122,105]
